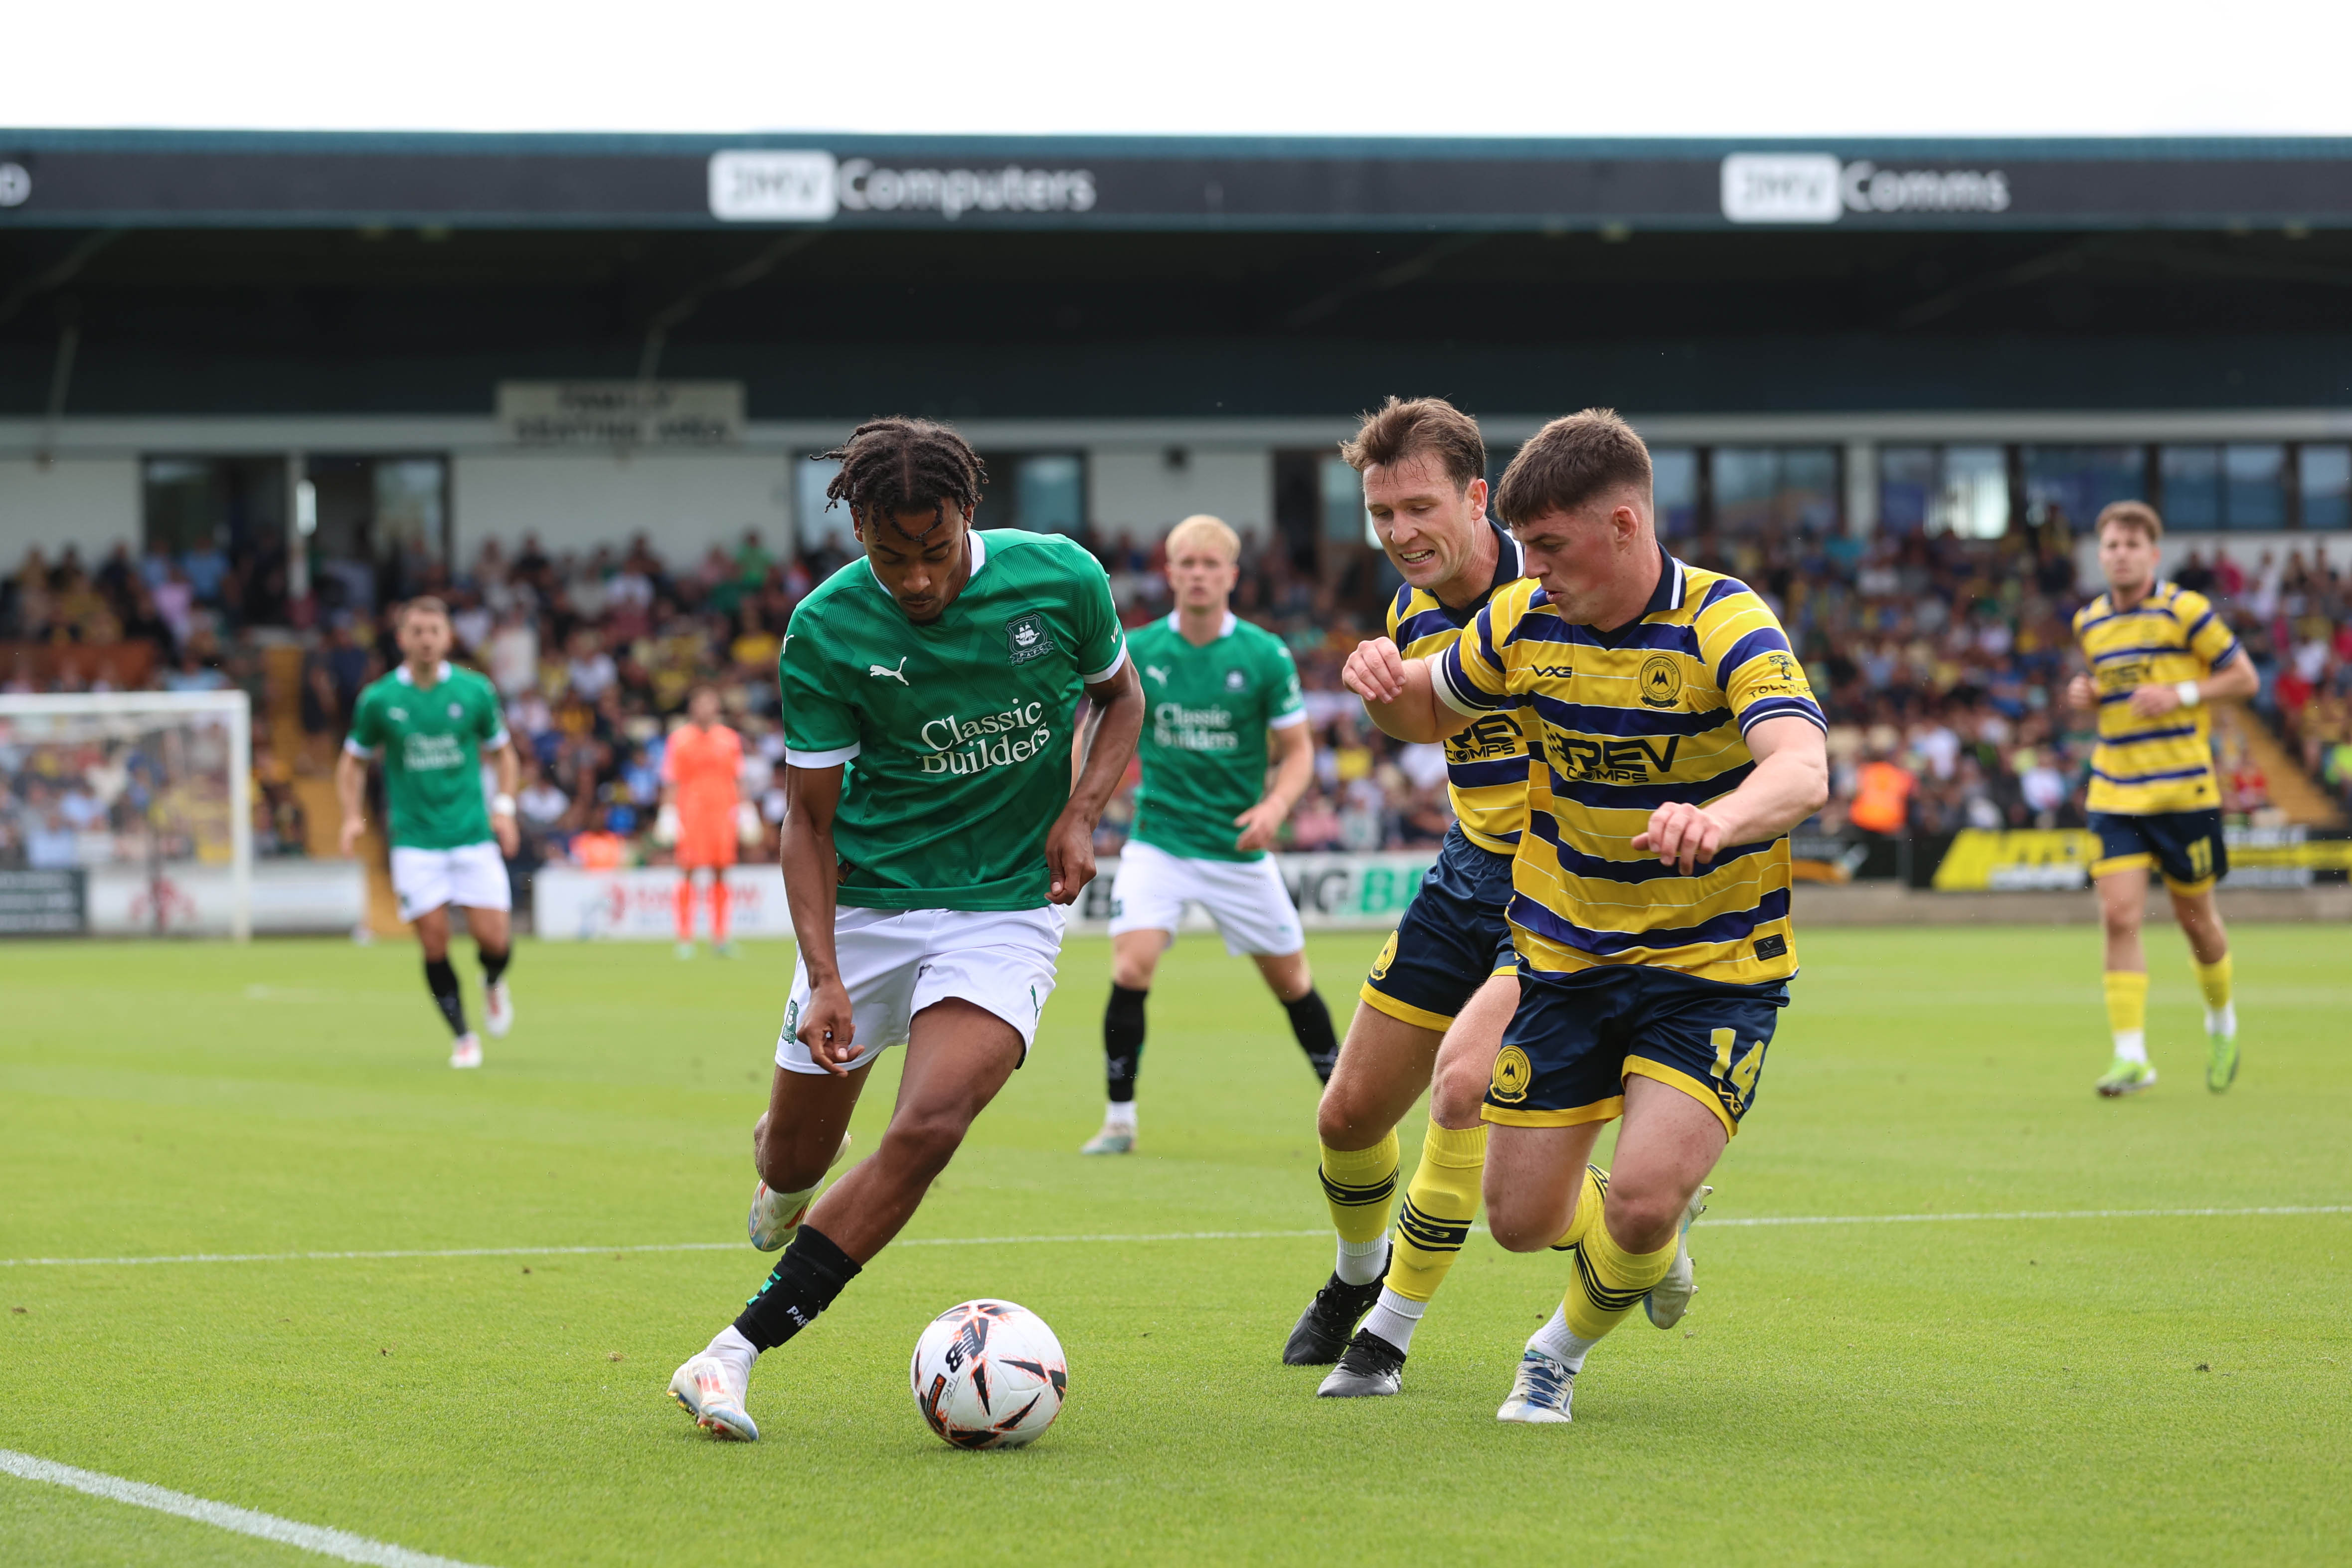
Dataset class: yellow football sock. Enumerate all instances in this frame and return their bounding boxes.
[1549,1165,1608,1251]
[1386,1120,1487,1303]
[2193,954,2232,1011]
[1561,1202,1680,1343]
[1319,1130,1401,1246]
[2103,970,2148,1038]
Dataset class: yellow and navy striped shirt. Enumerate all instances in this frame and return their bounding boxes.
[2073,581,2241,815]
[1388,521,1534,853]
[1433,547,1826,987]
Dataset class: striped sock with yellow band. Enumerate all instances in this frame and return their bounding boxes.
[1357,1120,1487,1353]
[1549,1204,1680,1360]
[1319,1130,1400,1285]
[2103,970,2149,1063]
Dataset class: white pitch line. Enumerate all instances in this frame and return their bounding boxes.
[1,1207,2345,1270]
[0,1448,490,1568]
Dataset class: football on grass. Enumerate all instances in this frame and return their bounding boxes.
[910,1299,1068,1449]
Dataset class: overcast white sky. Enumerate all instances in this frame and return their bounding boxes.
[13,0,2352,139]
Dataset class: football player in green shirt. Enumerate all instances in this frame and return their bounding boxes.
[669,418,1144,1442]
[336,597,520,1070]
[1080,513,1335,1155]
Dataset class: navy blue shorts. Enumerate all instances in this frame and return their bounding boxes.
[1358,824,1517,1031]
[2089,809,2226,894]
[1485,963,1790,1138]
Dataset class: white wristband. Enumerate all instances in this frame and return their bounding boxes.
[491,792,518,817]
[2176,681,2201,708]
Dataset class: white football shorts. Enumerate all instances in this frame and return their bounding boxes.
[389,841,511,922]
[776,904,1067,1075]
[1106,839,1303,957]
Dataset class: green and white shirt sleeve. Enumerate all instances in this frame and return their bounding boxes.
[1267,640,1308,731]
[780,632,863,770]
[1068,544,1129,684]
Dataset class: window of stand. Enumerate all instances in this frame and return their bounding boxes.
[1880,446,2008,537]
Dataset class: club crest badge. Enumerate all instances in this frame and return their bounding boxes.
[1639,655,1685,709]
[1005,613,1055,666]
[1491,1045,1533,1104]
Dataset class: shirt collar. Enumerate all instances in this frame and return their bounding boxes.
[1165,609,1237,639]
[394,662,452,687]
[1433,520,1521,626]
[1644,543,1686,616]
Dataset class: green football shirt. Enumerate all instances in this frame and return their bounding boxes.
[779,528,1127,911]
[345,662,508,850]
[1128,611,1307,863]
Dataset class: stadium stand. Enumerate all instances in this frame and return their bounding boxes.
[5,508,2349,897]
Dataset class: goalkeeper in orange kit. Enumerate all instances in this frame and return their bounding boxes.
[661,684,745,956]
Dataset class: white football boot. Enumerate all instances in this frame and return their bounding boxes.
[1495,1349,1575,1424]
[483,981,513,1039]
[746,1133,853,1251]
[1644,1183,1712,1329]
[1079,1122,1136,1155]
[449,1034,483,1070]
[669,1354,758,1441]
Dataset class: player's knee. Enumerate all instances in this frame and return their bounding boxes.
[879,1107,971,1180]
[1598,1186,1684,1254]
[1315,1082,1377,1149]
[1483,1195,1555,1254]
[1429,1060,1490,1131]
[756,1136,831,1194]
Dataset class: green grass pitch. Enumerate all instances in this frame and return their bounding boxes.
[2,925,2348,1566]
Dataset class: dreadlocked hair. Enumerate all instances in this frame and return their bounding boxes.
[817,417,988,541]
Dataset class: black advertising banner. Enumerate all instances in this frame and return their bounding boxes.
[4,135,2352,231]
[0,869,86,935]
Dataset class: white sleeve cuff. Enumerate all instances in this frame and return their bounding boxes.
[342,737,377,759]
[1083,644,1130,685]
[484,729,511,751]
[786,742,861,769]
[1431,657,1486,716]
[1268,709,1311,729]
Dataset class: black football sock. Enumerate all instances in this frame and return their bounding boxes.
[732,1223,862,1352]
[1284,989,1341,1084]
[1104,983,1148,1103]
[480,945,510,988]
[423,957,469,1038]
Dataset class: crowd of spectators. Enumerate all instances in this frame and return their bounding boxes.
[6,512,2349,880]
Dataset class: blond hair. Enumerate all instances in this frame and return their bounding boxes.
[2095,500,2164,544]
[1165,514,1241,562]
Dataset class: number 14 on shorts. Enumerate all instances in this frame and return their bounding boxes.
[1711,1028,1764,1111]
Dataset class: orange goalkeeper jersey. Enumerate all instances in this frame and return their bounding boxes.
[664,722,743,824]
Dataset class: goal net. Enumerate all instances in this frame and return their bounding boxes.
[0,691,253,940]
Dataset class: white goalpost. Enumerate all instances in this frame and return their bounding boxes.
[0,690,253,942]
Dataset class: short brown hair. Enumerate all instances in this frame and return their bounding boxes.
[2095,500,2164,543]
[397,595,451,626]
[1493,409,1653,526]
[1339,397,1486,492]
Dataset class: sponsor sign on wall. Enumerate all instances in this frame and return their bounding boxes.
[82,863,365,936]
[0,869,84,935]
[1926,826,2351,891]
[536,853,1436,941]
[496,382,744,448]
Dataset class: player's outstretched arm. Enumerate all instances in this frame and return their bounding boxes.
[1048,659,1144,904]
[334,748,369,857]
[1235,719,1313,852]
[2129,649,2258,715]
[1633,716,1830,874]
[780,763,857,1074]
[486,739,521,856]
[1343,639,1471,744]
